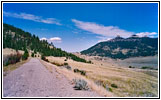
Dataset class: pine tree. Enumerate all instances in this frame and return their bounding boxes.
[22,49,29,60]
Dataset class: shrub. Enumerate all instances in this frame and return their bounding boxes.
[141,66,156,70]
[103,83,109,90]
[64,62,68,66]
[52,62,64,66]
[41,55,49,62]
[95,80,103,86]
[129,66,135,68]
[80,71,86,76]
[74,69,79,73]
[62,65,72,70]
[4,61,9,66]
[31,53,34,57]
[94,80,113,92]
[87,60,92,64]
[73,79,89,90]
[41,55,45,60]
[73,68,86,76]
[109,88,113,92]
[111,84,118,88]
[22,49,29,60]
[4,52,22,66]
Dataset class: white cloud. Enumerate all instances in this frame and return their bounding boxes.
[49,37,61,41]
[72,19,133,38]
[3,11,61,25]
[40,37,62,43]
[136,32,157,38]
[72,19,158,42]
[40,37,47,41]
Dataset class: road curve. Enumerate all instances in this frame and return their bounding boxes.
[3,58,100,97]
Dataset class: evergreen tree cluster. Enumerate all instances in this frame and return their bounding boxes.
[3,23,88,63]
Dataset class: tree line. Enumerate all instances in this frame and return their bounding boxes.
[3,23,90,63]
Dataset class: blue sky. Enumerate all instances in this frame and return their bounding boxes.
[3,3,158,52]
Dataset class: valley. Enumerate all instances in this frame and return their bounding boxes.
[2,23,159,97]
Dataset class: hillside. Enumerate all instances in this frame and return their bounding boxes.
[3,23,88,63]
[81,35,158,59]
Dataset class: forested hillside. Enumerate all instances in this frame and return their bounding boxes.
[81,35,158,59]
[3,23,89,63]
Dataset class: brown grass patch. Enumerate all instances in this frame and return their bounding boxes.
[44,56,158,97]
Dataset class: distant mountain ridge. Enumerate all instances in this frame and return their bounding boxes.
[81,35,158,59]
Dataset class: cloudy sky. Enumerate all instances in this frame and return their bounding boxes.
[3,3,158,52]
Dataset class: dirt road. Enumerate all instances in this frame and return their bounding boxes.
[3,58,100,97]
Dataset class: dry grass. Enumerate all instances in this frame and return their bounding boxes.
[46,56,158,97]
[3,48,24,56]
[40,58,114,97]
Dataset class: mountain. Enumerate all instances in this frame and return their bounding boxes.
[81,35,158,59]
[3,23,89,63]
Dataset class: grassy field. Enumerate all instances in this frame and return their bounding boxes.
[46,56,158,97]
[116,56,158,69]
[3,48,158,97]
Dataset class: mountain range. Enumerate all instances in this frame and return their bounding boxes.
[81,35,158,59]
[3,23,158,60]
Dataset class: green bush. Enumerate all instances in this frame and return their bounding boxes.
[74,69,79,73]
[64,62,68,66]
[73,68,86,76]
[109,88,113,92]
[22,49,29,60]
[87,60,92,64]
[41,55,45,60]
[80,71,86,76]
[141,66,155,70]
[129,66,135,68]
[111,84,118,88]
[31,53,34,57]
[41,55,49,62]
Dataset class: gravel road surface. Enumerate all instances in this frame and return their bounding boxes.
[3,58,100,97]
